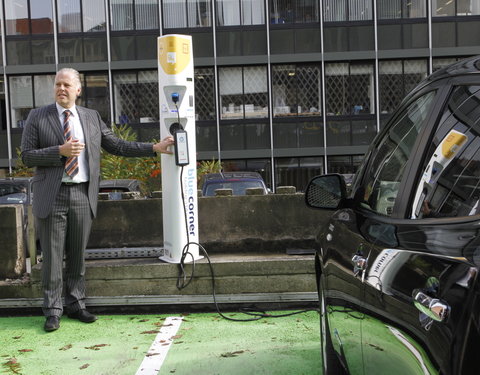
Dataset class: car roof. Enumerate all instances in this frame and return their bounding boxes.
[99,179,140,188]
[0,177,32,182]
[203,172,263,181]
[426,55,480,83]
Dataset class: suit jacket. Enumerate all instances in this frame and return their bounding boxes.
[21,104,155,219]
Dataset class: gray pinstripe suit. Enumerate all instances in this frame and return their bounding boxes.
[21,103,155,317]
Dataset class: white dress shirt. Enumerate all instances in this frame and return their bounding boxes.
[57,103,89,183]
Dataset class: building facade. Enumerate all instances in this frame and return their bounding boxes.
[1,0,480,191]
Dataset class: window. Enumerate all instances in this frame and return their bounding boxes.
[275,157,324,191]
[272,64,322,117]
[216,0,265,26]
[78,74,110,123]
[219,66,268,120]
[5,0,54,35]
[325,62,375,116]
[327,155,363,174]
[33,75,55,107]
[10,76,33,129]
[270,0,319,24]
[378,0,426,19]
[222,159,272,189]
[323,0,372,22]
[273,120,324,148]
[58,0,82,32]
[194,68,216,121]
[411,85,480,219]
[83,0,107,31]
[57,0,106,32]
[360,91,436,216]
[326,119,376,146]
[432,0,480,16]
[10,74,56,128]
[5,0,29,35]
[113,71,158,124]
[111,0,158,30]
[432,58,458,72]
[379,59,428,115]
[163,0,211,28]
[5,0,54,65]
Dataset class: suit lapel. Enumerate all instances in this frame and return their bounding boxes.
[47,104,65,144]
[76,106,92,164]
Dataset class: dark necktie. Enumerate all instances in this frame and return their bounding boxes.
[63,109,79,177]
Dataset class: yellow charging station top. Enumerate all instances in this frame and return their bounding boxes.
[158,35,191,75]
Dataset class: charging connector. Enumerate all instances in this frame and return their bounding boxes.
[171,92,180,104]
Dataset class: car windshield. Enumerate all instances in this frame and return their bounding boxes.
[205,180,264,196]
[0,182,29,204]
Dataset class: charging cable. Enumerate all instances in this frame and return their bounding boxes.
[170,93,317,321]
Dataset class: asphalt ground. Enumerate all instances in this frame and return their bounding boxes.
[0,310,321,375]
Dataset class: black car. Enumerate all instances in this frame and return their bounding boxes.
[0,177,36,255]
[99,179,143,200]
[305,56,480,374]
[0,177,32,206]
[201,171,268,196]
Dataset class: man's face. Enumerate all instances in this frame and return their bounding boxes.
[54,71,81,109]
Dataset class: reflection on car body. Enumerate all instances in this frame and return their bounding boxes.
[306,56,480,374]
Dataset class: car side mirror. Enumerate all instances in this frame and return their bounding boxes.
[305,174,347,210]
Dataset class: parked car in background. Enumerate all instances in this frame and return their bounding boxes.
[99,179,143,200]
[201,171,268,196]
[0,177,36,255]
[0,177,32,206]
[305,56,480,374]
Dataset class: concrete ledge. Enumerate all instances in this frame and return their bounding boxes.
[0,253,316,304]
[0,292,318,309]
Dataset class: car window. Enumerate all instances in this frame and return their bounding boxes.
[412,85,480,219]
[360,90,436,216]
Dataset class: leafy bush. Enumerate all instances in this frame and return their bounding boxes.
[100,124,161,195]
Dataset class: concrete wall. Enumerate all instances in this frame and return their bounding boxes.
[0,193,331,277]
[88,193,330,252]
[0,205,25,278]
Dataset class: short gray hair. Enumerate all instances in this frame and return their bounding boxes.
[56,68,82,89]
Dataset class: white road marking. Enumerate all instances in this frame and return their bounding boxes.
[135,316,184,375]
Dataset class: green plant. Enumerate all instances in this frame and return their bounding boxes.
[8,148,34,177]
[197,159,223,184]
[100,124,162,195]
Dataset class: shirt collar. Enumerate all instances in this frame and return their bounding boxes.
[56,103,78,118]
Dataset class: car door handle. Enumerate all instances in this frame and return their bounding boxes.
[412,289,450,322]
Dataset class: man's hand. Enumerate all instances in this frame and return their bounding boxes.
[153,136,175,154]
[59,139,85,157]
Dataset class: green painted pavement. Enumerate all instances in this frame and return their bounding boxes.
[0,311,321,375]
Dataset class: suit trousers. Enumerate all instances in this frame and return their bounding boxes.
[36,182,92,317]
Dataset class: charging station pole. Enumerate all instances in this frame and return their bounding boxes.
[158,34,201,263]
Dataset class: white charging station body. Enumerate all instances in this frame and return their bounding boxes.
[158,34,201,263]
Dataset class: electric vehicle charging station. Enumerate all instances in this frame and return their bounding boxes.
[158,34,201,263]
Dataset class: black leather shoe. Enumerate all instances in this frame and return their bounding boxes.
[44,316,60,332]
[67,309,98,323]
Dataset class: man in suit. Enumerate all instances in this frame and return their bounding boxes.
[21,68,174,332]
